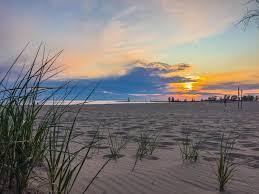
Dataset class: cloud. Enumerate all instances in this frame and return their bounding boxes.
[201,82,259,91]
[159,0,247,44]
[0,0,250,79]
[134,61,191,75]
[41,61,194,100]
[175,63,191,71]
[95,62,193,95]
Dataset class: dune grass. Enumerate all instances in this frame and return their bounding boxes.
[0,44,64,193]
[132,130,159,171]
[216,133,237,192]
[179,129,200,162]
[107,129,128,160]
[45,110,100,193]
[0,44,109,193]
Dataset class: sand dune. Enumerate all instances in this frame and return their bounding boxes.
[45,102,259,194]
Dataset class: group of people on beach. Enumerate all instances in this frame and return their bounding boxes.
[168,97,196,103]
[168,97,175,102]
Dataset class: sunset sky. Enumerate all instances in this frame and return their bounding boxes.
[1,0,259,100]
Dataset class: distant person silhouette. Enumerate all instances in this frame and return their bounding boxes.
[224,98,227,107]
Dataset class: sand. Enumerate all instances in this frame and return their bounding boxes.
[43,102,259,194]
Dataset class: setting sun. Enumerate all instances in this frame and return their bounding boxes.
[184,82,193,91]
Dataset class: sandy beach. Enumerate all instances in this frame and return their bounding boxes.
[46,102,259,194]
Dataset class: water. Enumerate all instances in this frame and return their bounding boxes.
[43,100,167,105]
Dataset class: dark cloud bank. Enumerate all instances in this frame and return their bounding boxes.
[45,62,193,100]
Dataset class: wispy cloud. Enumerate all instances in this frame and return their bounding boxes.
[0,0,251,79]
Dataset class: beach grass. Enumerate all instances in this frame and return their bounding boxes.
[0,45,108,193]
[132,130,159,171]
[179,129,200,162]
[0,44,64,193]
[106,129,128,160]
[216,133,237,192]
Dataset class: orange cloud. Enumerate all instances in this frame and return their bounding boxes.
[166,67,259,99]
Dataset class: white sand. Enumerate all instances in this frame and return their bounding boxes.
[48,102,259,193]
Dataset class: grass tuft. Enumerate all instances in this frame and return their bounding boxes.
[132,130,159,171]
[107,129,128,160]
[216,133,237,192]
[179,129,200,162]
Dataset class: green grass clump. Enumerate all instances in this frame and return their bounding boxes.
[0,44,63,193]
[179,129,200,162]
[0,44,108,193]
[132,130,159,171]
[107,129,128,160]
[216,133,237,192]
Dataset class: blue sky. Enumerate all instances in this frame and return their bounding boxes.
[0,0,259,100]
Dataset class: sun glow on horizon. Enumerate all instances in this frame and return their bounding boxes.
[184,82,193,91]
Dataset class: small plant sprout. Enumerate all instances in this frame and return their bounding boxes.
[216,133,237,192]
[179,129,200,162]
[132,129,159,171]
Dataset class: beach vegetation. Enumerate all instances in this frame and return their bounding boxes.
[132,130,159,171]
[216,133,237,192]
[179,129,200,162]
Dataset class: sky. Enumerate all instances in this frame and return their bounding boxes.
[0,0,259,101]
